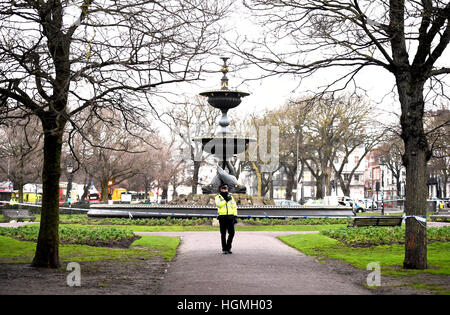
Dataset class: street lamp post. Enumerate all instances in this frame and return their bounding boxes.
[107,180,114,204]
[379,158,386,216]
[66,163,74,210]
[437,176,442,199]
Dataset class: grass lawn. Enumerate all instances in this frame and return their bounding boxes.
[0,234,180,264]
[279,233,450,276]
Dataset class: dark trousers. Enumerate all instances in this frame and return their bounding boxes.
[218,215,235,251]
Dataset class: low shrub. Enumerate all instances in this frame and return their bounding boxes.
[58,215,348,226]
[240,217,348,225]
[0,225,138,248]
[59,215,212,226]
[321,226,450,247]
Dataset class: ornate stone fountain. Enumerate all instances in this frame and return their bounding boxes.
[87,58,355,219]
[194,57,255,194]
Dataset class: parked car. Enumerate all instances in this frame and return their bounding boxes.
[333,196,366,212]
[427,198,445,211]
[87,193,100,204]
[304,199,324,206]
[323,195,360,208]
[337,196,354,207]
[444,198,450,208]
[354,200,367,213]
[362,198,378,210]
[275,200,301,206]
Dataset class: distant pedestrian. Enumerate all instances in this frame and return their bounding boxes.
[215,184,238,254]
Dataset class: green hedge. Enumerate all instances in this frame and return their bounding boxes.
[321,226,450,247]
[0,225,137,247]
[240,217,348,225]
[56,215,348,226]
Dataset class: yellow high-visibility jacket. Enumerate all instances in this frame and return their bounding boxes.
[215,194,237,216]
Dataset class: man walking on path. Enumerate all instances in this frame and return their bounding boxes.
[215,184,237,254]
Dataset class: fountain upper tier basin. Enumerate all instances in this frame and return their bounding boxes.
[193,134,256,160]
[199,90,250,110]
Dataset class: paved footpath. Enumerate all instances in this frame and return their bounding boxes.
[136,231,372,295]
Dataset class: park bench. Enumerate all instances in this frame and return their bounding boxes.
[430,214,450,222]
[2,209,36,222]
[348,216,403,228]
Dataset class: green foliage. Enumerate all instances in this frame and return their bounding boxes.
[321,226,450,247]
[50,213,448,227]
[58,215,212,226]
[240,217,348,225]
[56,215,348,227]
[0,225,136,247]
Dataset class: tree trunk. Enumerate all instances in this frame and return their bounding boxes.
[81,176,92,201]
[342,183,350,197]
[315,173,327,199]
[285,172,295,200]
[161,183,168,203]
[403,143,428,269]
[398,77,430,270]
[395,174,401,198]
[251,162,262,196]
[18,157,24,204]
[442,174,448,199]
[403,152,427,269]
[144,177,150,200]
[101,183,109,203]
[172,185,178,199]
[31,128,64,268]
[18,183,24,204]
[192,160,201,194]
[269,172,274,199]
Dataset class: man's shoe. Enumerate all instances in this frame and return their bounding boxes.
[222,250,228,254]
[227,250,232,254]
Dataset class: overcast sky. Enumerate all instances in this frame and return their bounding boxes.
[157,1,450,135]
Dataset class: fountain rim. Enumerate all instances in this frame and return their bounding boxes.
[192,135,257,142]
[199,89,250,97]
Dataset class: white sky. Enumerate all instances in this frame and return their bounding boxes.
[170,55,401,127]
[154,1,450,136]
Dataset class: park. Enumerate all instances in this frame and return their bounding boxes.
[0,0,450,300]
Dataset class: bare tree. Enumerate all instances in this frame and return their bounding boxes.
[233,0,450,269]
[268,95,380,199]
[239,113,281,197]
[330,98,383,197]
[127,136,165,200]
[163,96,220,194]
[74,110,146,202]
[0,0,228,268]
[0,114,43,202]
[377,130,406,198]
[263,102,304,200]
[425,107,450,197]
[153,137,186,202]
